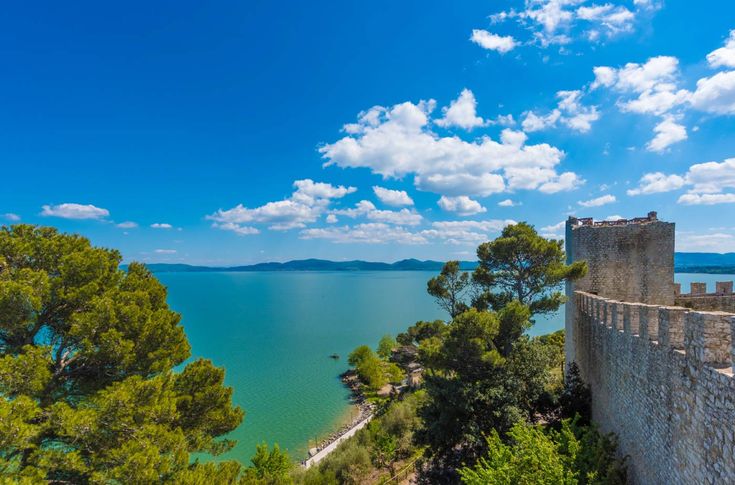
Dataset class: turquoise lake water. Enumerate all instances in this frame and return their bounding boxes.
[158,271,734,463]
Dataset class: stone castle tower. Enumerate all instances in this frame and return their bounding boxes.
[564,211,675,362]
[564,212,735,484]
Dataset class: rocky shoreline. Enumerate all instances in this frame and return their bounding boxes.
[303,369,375,462]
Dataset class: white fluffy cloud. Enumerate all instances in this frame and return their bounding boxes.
[488,0,653,48]
[522,90,599,133]
[331,200,423,225]
[154,249,177,254]
[578,194,616,207]
[707,30,735,68]
[299,218,515,246]
[435,89,486,130]
[3,213,20,222]
[300,223,428,245]
[41,203,109,220]
[628,157,735,205]
[321,99,580,198]
[211,222,260,235]
[421,219,515,245]
[678,193,735,205]
[677,232,735,252]
[646,116,687,152]
[540,220,565,238]
[437,196,487,216]
[470,30,517,53]
[689,71,735,115]
[208,179,356,233]
[498,199,517,207]
[151,223,173,229]
[372,186,414,206]
[116,221,138,229]
[627,172,686,195]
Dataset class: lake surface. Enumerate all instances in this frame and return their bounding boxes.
[158,271,734,463]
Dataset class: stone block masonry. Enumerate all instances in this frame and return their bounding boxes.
[574,292,735,484]
[676,281,735,313]
[566,212,735,484]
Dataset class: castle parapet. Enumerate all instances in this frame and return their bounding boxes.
[578,291,735,374]
[675,281,735,313]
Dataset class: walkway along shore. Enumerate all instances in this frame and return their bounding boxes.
[303,412,374,469]
[301,370,374,469]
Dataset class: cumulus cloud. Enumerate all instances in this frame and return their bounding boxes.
[151,223,173,229]
[3,213,20,222]
[372,186,414,206]
[300,223,428,245]
[646,116,687,152]
[627,172,686,195]
[540,220,565,238]
[211,222,260,235]
[331,200,423,225]
[706,30,735,68]
[325,214,338,224]
[677,232,735,252]
[154,249,177,254]
[321,99,580,198]
[678,193,735,205]
[437,196,487,216]
[522,90,599,133]
[629,157,735,205]
[689,71,735,115]
[487,0,654,48]
[208,179,356,233]
[435,89,486,130]
[422,219,516,245]
[578,194,616,207]
[498,199,517,207]
[41,203,109,220]
[470,30,518,53]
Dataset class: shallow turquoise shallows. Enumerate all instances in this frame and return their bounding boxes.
[157,270,730,464]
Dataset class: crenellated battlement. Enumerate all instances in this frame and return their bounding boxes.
[578,291,735,373]
[675,281,735,313]
[568,211,659,228]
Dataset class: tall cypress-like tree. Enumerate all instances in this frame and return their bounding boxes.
[0,225,244,483]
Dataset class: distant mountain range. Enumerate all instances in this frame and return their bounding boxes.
[132,253,735,274]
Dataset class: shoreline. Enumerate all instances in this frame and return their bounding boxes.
[301,370,374,467]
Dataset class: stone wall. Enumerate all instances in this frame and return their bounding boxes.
[573,292,735,484]
[675,281,735,313]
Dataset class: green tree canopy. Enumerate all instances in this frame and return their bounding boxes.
[472,222,587,315]
[459,419,626,485]
[0,225,243,482]
[427,261,471,318]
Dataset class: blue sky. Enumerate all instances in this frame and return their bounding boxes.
[1,0,735,264]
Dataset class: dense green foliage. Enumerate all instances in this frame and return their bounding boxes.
[347,345,403,391]
[0,225,244,483]
[243,444,293,484]
[294,392,426,485]
[459,419,626,485]
[473,222,587,314]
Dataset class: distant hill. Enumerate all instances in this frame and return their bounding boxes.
[674,252,735,274]
[128,253,735,274]
[136,259,479,273]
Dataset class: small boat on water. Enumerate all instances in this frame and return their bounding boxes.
[329,353,340,360]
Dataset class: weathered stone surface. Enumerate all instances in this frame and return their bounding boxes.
[565,213,735,484]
